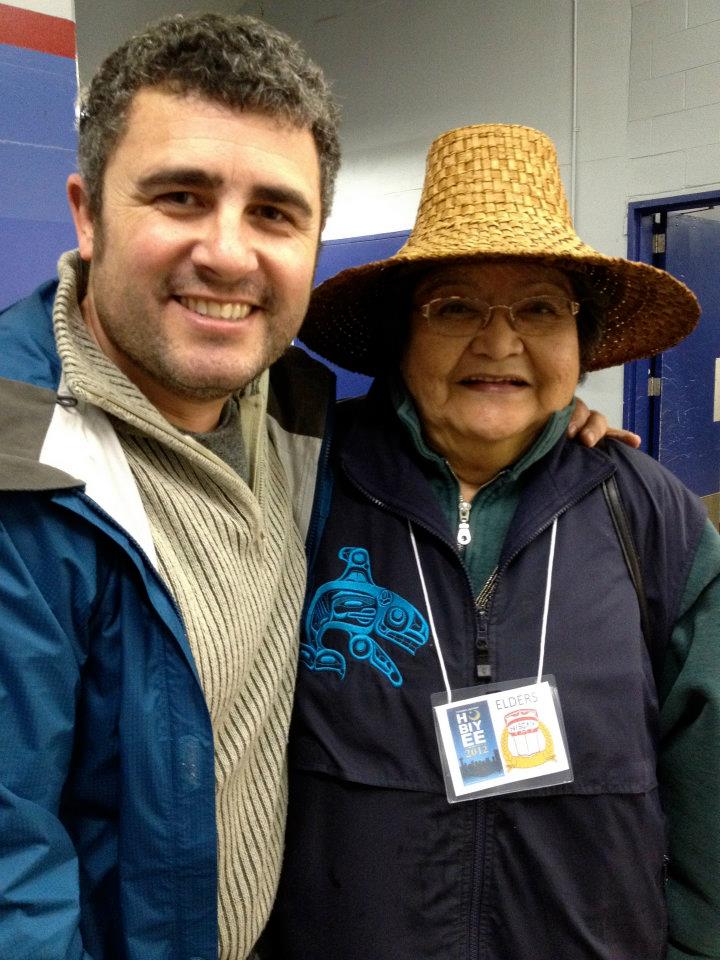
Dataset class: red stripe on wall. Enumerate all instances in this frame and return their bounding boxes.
[0,3,75,59]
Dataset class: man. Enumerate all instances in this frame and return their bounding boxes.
[0,13,339,960]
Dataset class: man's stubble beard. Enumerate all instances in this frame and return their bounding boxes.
[92,281,297,400]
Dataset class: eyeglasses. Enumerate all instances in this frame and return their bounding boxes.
[418,296,580,338]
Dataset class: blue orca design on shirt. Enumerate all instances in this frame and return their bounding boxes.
[301,547,429,687]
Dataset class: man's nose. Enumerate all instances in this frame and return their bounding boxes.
[191,207,259,278]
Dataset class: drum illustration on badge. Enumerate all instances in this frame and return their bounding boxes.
[500,708,556,769]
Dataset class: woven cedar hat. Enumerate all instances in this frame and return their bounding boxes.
[299,123,699,375]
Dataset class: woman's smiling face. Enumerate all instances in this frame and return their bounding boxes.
[400,259,581,471]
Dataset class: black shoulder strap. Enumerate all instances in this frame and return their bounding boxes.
[602,474,653,647]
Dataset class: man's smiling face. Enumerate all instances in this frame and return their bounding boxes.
[68,87,322,430]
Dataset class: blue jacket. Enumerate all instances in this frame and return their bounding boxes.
[264,380,720,960]
[0,282,331,960]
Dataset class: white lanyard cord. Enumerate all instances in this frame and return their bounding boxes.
[409,515,560,700]
[536,517,558,685]
[408,521,453,703]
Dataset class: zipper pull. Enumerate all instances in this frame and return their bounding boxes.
[457,497,471,547]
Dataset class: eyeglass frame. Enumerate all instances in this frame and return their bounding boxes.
[416,295,581,338]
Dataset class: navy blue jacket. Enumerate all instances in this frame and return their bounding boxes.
[264,380,711,960]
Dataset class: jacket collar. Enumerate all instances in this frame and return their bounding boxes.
[0,377,81,491]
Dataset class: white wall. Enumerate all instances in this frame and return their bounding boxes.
[73,0,242,82]
[572,1,632,421]
[270,0,577,238]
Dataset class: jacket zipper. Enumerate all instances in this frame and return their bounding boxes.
[458,496,472,547]
[468,575,498,960]
[347,475,491,960]
[474,570,497,680]
[449,464,507,552]
[342,470,483,668]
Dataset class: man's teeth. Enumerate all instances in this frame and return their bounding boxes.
[180,297,251,320]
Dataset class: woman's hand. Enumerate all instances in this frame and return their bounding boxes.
[568,398,641,448]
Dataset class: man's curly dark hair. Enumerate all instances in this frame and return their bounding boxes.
[77,12,341,227]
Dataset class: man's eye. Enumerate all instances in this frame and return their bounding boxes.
[253,205,290,223]
[158,191,197,207]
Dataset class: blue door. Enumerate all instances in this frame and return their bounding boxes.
[661,210,720,497]
[627,195,720,522]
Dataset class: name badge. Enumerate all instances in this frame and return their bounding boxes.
[432,675,573,803]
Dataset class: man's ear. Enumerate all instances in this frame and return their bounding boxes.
[67,173,95,261]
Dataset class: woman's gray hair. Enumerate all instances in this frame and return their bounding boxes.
[77,12,341,226]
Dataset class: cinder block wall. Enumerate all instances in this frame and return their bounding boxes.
[0,0,77,309]
[629,0,720,200]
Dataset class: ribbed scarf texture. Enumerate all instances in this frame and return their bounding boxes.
[53,253,306,958]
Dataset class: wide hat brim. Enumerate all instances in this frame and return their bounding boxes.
[300,247,700,376]
[299,124,699,376]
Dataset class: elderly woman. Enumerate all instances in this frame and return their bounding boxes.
[262,126,720,960]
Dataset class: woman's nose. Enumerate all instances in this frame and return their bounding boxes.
[468,305,523,356]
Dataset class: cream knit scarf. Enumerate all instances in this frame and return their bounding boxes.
[53,252,306,959]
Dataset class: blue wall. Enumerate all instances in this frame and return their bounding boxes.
[0,38,77,309]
